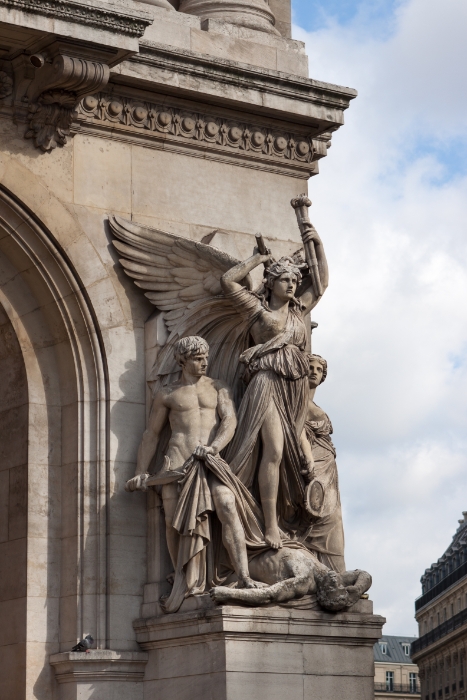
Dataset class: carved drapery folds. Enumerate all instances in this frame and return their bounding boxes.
[179,0,279,35]
[22,51,110,152]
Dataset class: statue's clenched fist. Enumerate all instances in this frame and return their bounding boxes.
[193,444,219,459]
[125,473,150,492]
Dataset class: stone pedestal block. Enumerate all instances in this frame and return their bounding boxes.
[134,599,385,700]
[49,651,148,700]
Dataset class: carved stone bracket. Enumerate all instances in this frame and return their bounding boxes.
[13,47,110,151]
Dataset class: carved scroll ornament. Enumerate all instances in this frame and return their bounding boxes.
[24,53,110,152]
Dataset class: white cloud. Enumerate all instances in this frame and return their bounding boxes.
[293,0,467,634]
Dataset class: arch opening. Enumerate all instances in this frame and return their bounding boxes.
[0,186,110,700]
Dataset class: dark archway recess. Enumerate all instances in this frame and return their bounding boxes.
[0,186,110,700]
[0,300,28,699]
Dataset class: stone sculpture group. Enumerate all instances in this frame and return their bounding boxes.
[111,196,371,614]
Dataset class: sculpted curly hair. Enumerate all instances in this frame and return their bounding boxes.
[308,354,328,384]
[315,570,350,611]
[174,336,209,366]
[263,257,302,290]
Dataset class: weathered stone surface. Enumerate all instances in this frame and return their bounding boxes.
[0,0,369,697]
[179,0,278,36]
[50,651,148,700]
[134,603,385,700]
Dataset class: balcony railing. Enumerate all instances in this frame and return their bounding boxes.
[416,561,467,611]
[412,608,467,655]
[374,683,420,694]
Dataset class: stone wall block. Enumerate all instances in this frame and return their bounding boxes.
[0,469,9,541]
[110,399,146,462]
[73,136,132,213]
[0,405,28,471]
[190,28,278,70]
[0,538,27,600]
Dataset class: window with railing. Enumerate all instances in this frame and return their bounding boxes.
[411,607,467,654]
[410,673,418,692]
[374,682,420,694]
[386,671,394,691]
[416,560,467,611]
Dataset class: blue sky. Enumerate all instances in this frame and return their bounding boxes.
[291,0,467,635]
[292,0,399,33]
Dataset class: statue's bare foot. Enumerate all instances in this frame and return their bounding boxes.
[238,576,268,589]
[265,526,282,550]
[166,571,175,586]
[209,587,231,604]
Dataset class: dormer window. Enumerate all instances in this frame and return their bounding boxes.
[402,643,410,656]
[379,642,387,654]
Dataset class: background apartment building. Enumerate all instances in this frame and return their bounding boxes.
[374,635,420,698]
[411,512,467,700]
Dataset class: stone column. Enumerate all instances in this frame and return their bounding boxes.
[179,0,279,35]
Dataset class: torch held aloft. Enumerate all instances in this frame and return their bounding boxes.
[290,195,323,298]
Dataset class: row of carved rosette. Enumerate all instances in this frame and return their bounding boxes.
[0,43,325,166]
[0,62,319,163]
[77,93,315,164]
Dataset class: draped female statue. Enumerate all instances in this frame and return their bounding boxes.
[221,240,328,548]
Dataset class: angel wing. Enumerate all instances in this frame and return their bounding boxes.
[109,215,254,404]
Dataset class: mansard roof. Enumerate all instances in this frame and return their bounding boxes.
[373,635,418,664]
[421,512,467,592]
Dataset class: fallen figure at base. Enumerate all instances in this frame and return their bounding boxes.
[210,547,371,612]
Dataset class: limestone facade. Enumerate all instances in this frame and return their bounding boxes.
[0,1,382,699]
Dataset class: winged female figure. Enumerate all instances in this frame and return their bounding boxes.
[109,201,329,551]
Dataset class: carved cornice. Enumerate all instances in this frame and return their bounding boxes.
[131,42,357,128]
[0,0,153,38]
[50,651,149,684]
[76,91,322,174]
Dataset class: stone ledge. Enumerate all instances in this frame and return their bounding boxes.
[74,89,321,178]
[49,650,149,684]
[0,0,153,38]
[112,41,357,132]
[134,601,386,650]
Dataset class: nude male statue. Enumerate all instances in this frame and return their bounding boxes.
[125,335,260,595]
[210,546,371,612]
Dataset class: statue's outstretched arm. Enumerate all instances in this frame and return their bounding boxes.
[221,251,272,295]
[298,230,329,314]
[341,569,372,604]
